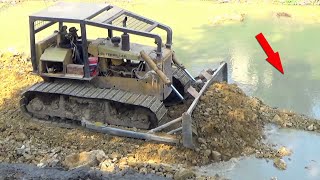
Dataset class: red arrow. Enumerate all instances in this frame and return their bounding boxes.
[255,33,284,74]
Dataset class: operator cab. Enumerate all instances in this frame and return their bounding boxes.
[37,26,85,78]
[29,2,172,81]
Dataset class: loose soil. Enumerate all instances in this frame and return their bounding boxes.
[1,53,320,178]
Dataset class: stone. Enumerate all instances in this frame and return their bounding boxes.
[63,150,106,169]
[307,124,314,131]
[165,173,173,179]
[37,162,45,168]
[127,156,136,166]
[200,144,207,150]
[277,147,291,157]
[23,154,34,160]
[155,172,163,176]
[139,167,148,174]
[174,169,195,180]
[284,122,293,127]
[15,132,27,142]
[109,152,120,159]
[203,149,211,157]
[272,114,282,123]
[162,165,173,172]
[50,159,59,167]
[50,147,62,154]
[212,151,222,161]
[273,158,287,170]
[38,153,60,167]
[27,124,40,131]
[198,138,206,144]
[16,145,26,155]
[95,151,107,162]
[100,159,115,172]
[192,159,197,165]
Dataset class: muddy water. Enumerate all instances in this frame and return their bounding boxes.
[183,21,320,118]
[195,125,320,180]
[172,13,320,119]
[1,1,320,179]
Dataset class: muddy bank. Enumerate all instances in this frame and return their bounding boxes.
[192,82,320,162]
[1,53,320,178]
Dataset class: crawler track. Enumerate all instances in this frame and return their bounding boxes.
[20,81,167,130]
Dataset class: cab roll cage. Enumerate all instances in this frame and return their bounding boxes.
[29,2,173,78]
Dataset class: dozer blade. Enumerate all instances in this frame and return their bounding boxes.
[182,62,228,148]
[147,62,228,147]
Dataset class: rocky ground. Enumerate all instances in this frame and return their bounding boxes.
[0,163,169,180]
[1,53,320,179]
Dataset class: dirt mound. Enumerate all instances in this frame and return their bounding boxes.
[193,83,266,160]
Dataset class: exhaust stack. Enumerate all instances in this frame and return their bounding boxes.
[121,17,130,51]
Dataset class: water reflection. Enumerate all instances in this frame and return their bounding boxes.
[175,18,320,118]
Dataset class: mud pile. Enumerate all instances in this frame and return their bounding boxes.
[193,83,266,160]
[193,82,320,162]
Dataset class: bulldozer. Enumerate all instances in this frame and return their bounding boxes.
[21,2,228,148]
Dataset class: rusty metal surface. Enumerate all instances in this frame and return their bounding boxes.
[181,62,228,148]
[172,66,193,96]
[187,62,228,115]
[91,76,162,99]
[66,64,84,76]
